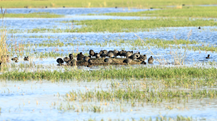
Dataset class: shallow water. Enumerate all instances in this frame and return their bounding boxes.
[5,8,149,15]
[1,81,217,120]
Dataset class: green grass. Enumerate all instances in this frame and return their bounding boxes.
[15,18,217,33]
[104,6,217,18]
[1,0,217,8]
[1,67,216,81]
[1,12,63,18]
[66,88,217,102]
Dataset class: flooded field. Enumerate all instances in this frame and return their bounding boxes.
[0,6,217,121]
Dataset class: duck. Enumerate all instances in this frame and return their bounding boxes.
[206,54,210,59]
[89,49,95,57]
[64,57,70,63]
[107,52,114,58]
[77,52,84,61]
[56,58,64,65]
[94,53,100,58]
[123,58,132,65]
[83,56,90,62]
[113,49,119,57]
[11,57,18,63]
[71,59,77,66]
[69,53,73,60]
[126,52,133,58]
[198,26,201,29]
[139,54,147,61]
[148,56,154,64]
[24,56,29,61]
[141,61,146,65]
[130,53,140,60]
[104,58,112,64]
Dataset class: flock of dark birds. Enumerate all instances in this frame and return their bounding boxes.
[56,49,154,66]
[0,53,211,67]
[0,56,29,66]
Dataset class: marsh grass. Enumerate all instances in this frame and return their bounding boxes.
[104,6,217,18]
[1,0,217,8]
[38,18,217,33]
[1,12,63,18]
[0,67,216,80]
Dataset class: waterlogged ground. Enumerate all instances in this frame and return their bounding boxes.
[1,81,217,120]
[1,7,217,120]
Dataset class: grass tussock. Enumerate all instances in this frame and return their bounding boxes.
[0,67,217,81]
[0,31,9,70]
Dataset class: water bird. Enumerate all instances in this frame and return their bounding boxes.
[94,53,100,58]
[139,54,147,61]
[123,58,132,65]
[56,58,64,65]
[104,58,112,63]
[107,52,114,58]
[24,56,29,61]
[198,26,201,29]
[89,49,95,57]
[206,54,210,59]
[148,56,154,64]
[77,52,84,61]
[71,59,77,66]
[130,53,140,60]
[69,53,73,60]
[126,52,133,58]
[63,6,65,8]
[115,6,118,9]
[64,57,70,63]
[83,56,90,62]
[11,57,18,63]
[141,61,146,65]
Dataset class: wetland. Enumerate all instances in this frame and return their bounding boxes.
[0,3,217,121]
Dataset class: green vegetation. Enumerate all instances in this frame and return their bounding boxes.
[72,18,217,32]
[1,0,217,8]
[66,88,217,102]
[0,67,216,80]
[14,18,216,33]
[1,12,63,18]
[104,6,217,18]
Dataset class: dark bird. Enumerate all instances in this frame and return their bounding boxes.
[107,52,114,58]
[104,58,112,63]
[126,52,133,58]
[83,56,90,62]
[198,26,201,29]
[138,54,147,61]
[56,58,64,65]
[148,56,154,64]
[123,58,132,65]
[71,59,77,66]
[69,53,73,60]
[24,56,29,61]
[141,61,146,65]
[77,52,84,61]
[64,57,70,63]
[130,53,140,60]
[89,49,95,57]
[94,53,100,58]
[206,54,210,59]
[11,57,18,63]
